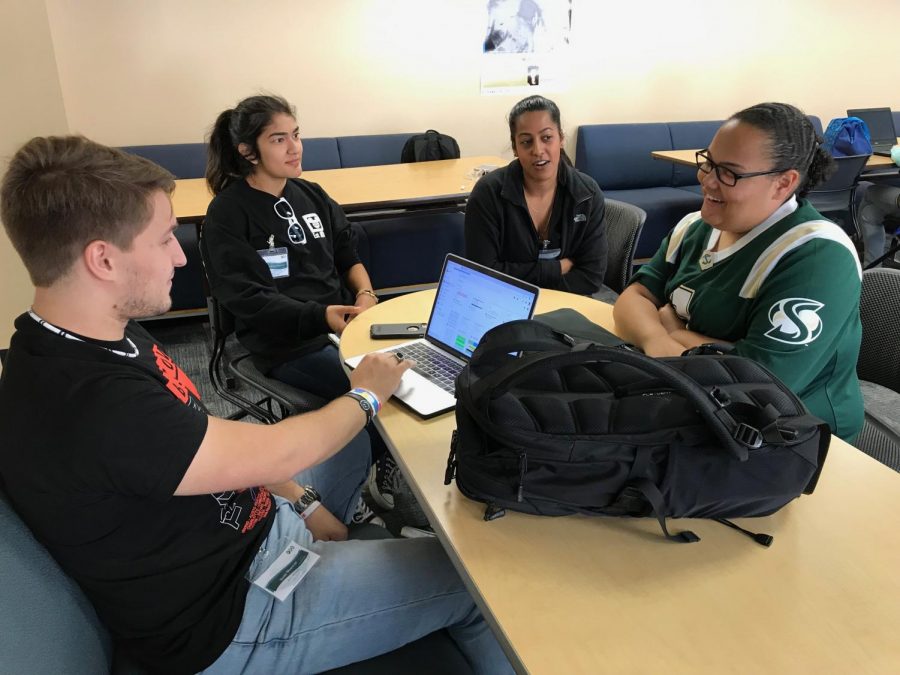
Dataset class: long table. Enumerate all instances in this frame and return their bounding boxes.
[652,145,899,170]
[340,289,900,674]
[172,155,507,221]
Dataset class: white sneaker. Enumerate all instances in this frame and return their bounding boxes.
[400,525,436,538]
[350,496,385,528]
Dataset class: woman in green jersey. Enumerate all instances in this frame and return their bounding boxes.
[613,102,864,441]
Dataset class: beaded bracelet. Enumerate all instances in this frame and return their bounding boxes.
[356,289,379,303]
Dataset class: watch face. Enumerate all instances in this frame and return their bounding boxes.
[300,486,321,507]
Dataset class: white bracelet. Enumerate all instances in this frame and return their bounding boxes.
[299,500,321,520]
[350,387,381,414]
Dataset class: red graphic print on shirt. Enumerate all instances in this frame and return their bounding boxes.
[242,487,272,533]
[211,487,272,533]
[152,344,201,404]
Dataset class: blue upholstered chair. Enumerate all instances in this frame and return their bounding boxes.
[359,213,465,291]
[119,143,207,179]
[575,116,825,261]
[336,133,415,168]
[0,488,145,674]
[668,120,726,194]
[301,137,342,171]
[575,123,704,260]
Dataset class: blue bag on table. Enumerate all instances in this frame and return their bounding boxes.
[823,117,873,157]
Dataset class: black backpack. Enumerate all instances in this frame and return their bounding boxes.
[401,130,461,162]
[445,320,830,545]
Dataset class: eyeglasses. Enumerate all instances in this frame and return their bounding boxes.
[273,197,306,245]
[695,150,786,187]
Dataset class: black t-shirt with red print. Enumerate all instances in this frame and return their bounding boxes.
[0,314,273,674]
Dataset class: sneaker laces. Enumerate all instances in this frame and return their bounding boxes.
[350,496,385,527]
[379,455,400,494]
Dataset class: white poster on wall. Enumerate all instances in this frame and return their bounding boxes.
[480,0,572,96]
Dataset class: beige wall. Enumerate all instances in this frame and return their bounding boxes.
[0,0,69,348]
[3,0,899,344]
[43,0,900,155]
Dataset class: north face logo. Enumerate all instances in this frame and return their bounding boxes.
[764,298,824,345]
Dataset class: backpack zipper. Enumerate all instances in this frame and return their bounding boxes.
[517,451,528,502]
[444,430,458,485]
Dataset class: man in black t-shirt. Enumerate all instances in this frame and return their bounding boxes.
[0,137,512,674]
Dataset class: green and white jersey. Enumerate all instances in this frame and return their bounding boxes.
[632,197,864,441]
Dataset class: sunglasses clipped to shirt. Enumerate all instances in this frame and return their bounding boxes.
[273,197,306,245]
[695,150,788,187]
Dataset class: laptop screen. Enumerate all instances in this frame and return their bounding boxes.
[848,108,897,144]
[424,254,539,360]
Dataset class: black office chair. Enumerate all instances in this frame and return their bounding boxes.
[593,199,646,303]
[854,268,900,471]
[207,296,326,424]
[807,154,871,240]
[603,199,647,294]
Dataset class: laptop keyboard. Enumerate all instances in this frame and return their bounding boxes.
[389,342,462,394]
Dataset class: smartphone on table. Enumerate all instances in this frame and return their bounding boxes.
[369,323,427,339]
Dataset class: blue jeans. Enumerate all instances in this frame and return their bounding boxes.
[270,345,388,460]
[291,425,371,523]
[269,344,351,399]
[200,500,513,674]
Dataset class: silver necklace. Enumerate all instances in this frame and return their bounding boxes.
[28,309,139,359]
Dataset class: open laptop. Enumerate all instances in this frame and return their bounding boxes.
[345,254,539,418]
[847,107,897,156]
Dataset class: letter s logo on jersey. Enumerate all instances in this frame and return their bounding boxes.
[764,298,824,345]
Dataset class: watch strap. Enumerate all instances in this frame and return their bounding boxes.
[344,390,375,423]
[297,500,321,520]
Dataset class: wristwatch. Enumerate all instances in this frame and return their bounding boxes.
[292,485,321,517]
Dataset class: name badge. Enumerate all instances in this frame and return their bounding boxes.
[250,540,319,601]
[258,247,289,279]
[538,248,562,260]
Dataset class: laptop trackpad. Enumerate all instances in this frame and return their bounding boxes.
[394,370,456,417]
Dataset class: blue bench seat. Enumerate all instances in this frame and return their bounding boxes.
[575,116,823,260]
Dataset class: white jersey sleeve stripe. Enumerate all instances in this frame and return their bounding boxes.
[665,211,703,263]
[739,220,862,298]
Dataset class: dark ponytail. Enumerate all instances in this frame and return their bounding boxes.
[730,102,835,197]
[206,109,240,195]
[205,94,296,195]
